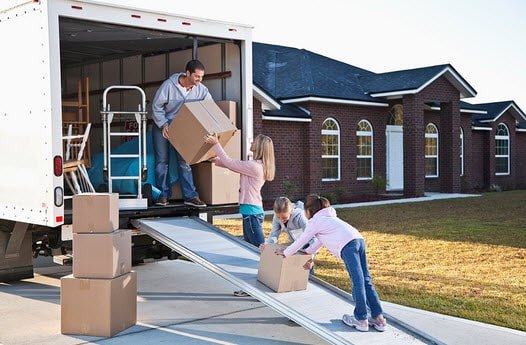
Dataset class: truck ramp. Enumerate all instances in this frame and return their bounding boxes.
[132,216,438,345]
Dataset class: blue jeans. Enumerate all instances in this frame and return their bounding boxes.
[152,125,198,200]
[340,238,383,321]
[242,214,265,247]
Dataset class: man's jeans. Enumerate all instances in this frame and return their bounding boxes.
[152,125,198,200]
[242,214,265,247]
[340,238,383,321]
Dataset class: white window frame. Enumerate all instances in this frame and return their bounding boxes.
[356,120,373,180]
[321,117,341,181]
[425,123,439,178]
[460,127,464,176]
[495,123,510,176]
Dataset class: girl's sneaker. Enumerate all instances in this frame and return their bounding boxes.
[342,314,369,332]
[368,315,387,332]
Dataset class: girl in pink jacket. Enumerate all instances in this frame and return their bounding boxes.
[204,133,275,247]
[276,194,387,332]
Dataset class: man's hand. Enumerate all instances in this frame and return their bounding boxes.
[162,125,170,139]
[204,133,219,145]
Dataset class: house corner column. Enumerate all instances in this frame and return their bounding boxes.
[403,95,425,197]
[440,101,461,193]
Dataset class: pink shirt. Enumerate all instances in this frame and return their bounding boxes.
[212,143,265,207]
[283,207,363,258]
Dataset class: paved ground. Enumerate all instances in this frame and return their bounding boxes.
[0,258,327,345]
[1,256,525,345]
[1,192,525,345]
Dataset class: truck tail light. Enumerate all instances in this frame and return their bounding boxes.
[54,155,63,176]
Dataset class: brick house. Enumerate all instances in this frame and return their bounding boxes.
[251,43,526,202]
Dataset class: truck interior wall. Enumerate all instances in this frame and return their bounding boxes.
[61,42,242,158]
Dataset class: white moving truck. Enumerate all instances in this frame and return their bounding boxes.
[0,0,253,281]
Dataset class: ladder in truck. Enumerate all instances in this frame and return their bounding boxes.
[101,86,148,210]
[131,216,442,345]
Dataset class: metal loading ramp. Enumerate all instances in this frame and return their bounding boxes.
[132,217,438,345]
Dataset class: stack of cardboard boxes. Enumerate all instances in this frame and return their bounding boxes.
[61,193,137,337]
[169,100,241,205]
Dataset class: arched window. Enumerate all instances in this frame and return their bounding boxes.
[495,123,510,175]
[388,104,404,126]
[356,120,373,179]
[425,123,439,177]
[321,118,340,180]
[460,127,464,176]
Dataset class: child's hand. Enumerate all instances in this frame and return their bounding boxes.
[303,258,314,270]
[204,133,219,145]
[274,248,285,257]
[259,243,266,252]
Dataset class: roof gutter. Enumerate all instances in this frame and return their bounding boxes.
[281,96,388,107]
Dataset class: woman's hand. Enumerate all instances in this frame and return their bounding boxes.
[204,133,219,145]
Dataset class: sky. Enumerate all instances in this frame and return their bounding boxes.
[13,0,526,110]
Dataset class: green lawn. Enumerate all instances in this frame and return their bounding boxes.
[214,190,526,331]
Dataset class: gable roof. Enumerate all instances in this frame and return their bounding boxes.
[253,43,476,107]
[471,101,526,123]
[253,42,385,105]
[460,101,487,114]
[359,64,477,99]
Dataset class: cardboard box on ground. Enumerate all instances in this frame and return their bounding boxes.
[63,193,136,337]
[61,272,137,337]
[257,244,311,293]
[171,100,241,204]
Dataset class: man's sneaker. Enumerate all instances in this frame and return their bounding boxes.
[368,315,387,332]
[155,197,168,206]
[342,314,369,332]
[184,197,207,208]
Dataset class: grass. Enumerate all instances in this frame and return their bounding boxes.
[213,190,526,331]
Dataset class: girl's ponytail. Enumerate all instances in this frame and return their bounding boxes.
[304,194,330,217]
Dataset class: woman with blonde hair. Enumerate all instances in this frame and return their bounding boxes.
[204,133,275,247]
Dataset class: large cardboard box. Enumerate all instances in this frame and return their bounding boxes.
[61,271,137,337]
[257,244,311,293]
[73,230,131,279]
[192,162,239,205]
[223,129,241,160]
[168,100,237,165]
[215,100,237,126]
[73,193,119,233]
[170,181,183,201]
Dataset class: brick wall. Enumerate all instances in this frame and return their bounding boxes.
[470,130,487,190]
[517,131,526,189]
[258,100,389,203]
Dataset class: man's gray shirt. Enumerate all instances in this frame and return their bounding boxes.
[152,72,212,128]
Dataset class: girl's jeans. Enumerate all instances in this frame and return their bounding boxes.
[242,214,264,247]
[340,238,383,321]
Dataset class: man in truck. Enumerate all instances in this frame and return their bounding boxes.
[151,59,211,207]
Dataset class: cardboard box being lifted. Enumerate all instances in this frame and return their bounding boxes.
[168,100,237,165]
[73,230,131,279]
[257,244,311,293]
[61,271,137,337]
